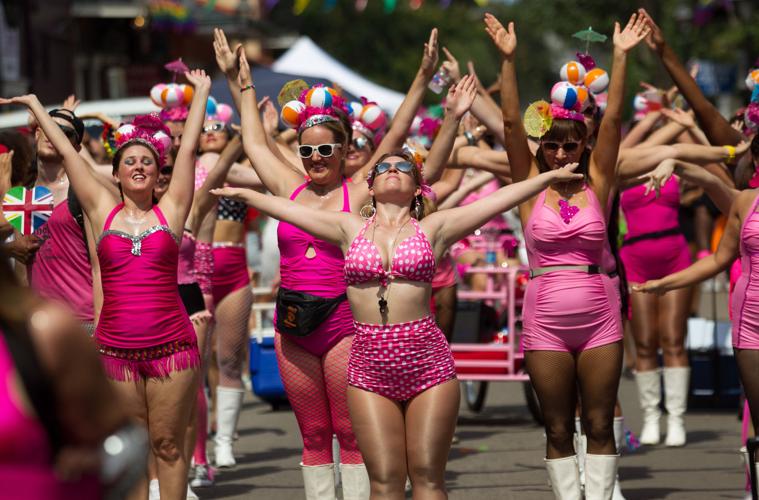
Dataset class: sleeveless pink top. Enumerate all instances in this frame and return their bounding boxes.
[177,232,196,285]
[620,176,680,238]
[731,194,759,348]
[345,216,436,286]
[30,202,93,322]
[96,204,194,349]
[274,179,354,356]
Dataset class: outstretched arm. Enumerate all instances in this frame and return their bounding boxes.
[634,189,747,292]
[1,95,112,216]
[620,110,662,149]
[210,187,356,248]
[430,164,583,250]
[430,167,466,205]
[591,13,651,186]
[423,75,478,184]
[192,135,245,231]
[437,171,495,210]
[237,51,304,197]
[484,14,534,183]
[163,69,211,225]
[640,8,741,146]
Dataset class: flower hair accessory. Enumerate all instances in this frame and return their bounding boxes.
[159,106,189,122]
[279,84,347,132]
[113,114,172,166]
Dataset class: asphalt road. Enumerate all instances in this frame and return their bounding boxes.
[199,374,748,499]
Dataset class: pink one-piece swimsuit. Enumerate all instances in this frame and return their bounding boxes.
[274,179,354,357]
[96,203,199,381]
[731,194,759,349]
[522,186,622,352]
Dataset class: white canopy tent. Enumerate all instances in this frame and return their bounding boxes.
[273,37,405,115]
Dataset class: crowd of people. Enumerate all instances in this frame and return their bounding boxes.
[1,7,759,500]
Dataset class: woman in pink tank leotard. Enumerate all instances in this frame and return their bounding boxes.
[214,138,581,497]
[3,69,212,499]
[219,28,461,496]
[486,12,649,498]
[620,175,693,448]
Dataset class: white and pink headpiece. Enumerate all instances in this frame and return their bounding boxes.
[113,114,172,166]
[280,85,347,132]
[348,97,388,147]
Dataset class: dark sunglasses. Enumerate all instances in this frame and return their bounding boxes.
[202,123,225,134]
[374,160,415,175]
[160,166,174,176]
[352,137,369,150]
[542,141,581,153]
[298,143,341,159]
[58,124,79,142]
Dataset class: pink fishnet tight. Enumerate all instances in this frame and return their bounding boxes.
[193,386,208,465]
[275,333,363,465]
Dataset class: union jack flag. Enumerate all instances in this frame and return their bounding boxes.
[3,186,54,235]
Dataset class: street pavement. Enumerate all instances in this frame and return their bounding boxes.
[200,373,748,499]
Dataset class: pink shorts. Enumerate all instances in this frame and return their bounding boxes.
[348,315,456,401]
[522,272,623,353]
[619,234,691,283]
[212,245,250,306]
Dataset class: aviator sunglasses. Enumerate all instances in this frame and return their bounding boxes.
[373,160,415,175]
[541,141,582,153]
[202,122,225,134]
[298,143,342,159]
[352,136,369,150]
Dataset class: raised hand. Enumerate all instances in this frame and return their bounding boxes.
[613,12,651,53]
[419,28,439,78]
[441,47,461,84]
[632,279,666,294]
[661,108,696,129]
[184,69,211,90]
[484,14,516,59]
[736,140,751,157]
[210,186,250,203]
[62,94,81,112]
[638,8,665,54]
[642,158,675,197]
[0,151,13,196]
[549,162,585,183]
[0,94,40,108]
[445,74,477,119]
[237,50,253,89]
[213,28,241,78]
[261,99,279,137]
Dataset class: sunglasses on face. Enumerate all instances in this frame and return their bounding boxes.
[298,143,342,159]
[374,160,415,175]
[160,166,173,176]
[541,141,581,153]
[202,123,225,134]
[352,137,369,151]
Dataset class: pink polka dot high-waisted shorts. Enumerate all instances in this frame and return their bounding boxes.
[348,315,456,401]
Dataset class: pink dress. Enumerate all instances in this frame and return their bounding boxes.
[522,187,622,352]
[96,203,199,380]
[731,194,759,349]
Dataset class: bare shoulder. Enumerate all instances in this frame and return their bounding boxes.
[734,189,759,216]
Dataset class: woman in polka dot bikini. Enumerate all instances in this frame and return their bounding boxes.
[213,149,582,497]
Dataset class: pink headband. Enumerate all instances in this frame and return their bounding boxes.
[550,103,585,123]
[114,114,172,166]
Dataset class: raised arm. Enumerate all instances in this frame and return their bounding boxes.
[237,52,304,197]
[192,135,244,231]
[437,170,495,210]
[423,75,478,184]
[485,14,534,183]
[640,9,741,146]
[1,95,112,216]
[590,13,651,185]
[620,109,662,149]
[213,28,243,116]
[430,164,582,250]
[0,151,13,240]
[429,167,466,205]
[634,189,748,293]
[210,186,356,248]
[163,69,211,224]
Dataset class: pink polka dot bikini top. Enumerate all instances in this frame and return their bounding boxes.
[344,216,436,287]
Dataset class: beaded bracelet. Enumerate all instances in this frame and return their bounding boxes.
[240,84,255,93]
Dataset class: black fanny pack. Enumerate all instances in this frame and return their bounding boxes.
[275,288,347,337]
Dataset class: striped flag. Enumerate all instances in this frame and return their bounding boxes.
[3,186,54,235]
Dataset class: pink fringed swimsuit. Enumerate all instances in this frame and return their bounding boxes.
[344,216,456,401]
[731,194,759,349]
[275,179,354,356]
[96,203,199,381]
[522,187,622,352]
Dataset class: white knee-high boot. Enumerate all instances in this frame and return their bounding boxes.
[663,367,689,447]
[340,463,369,500]
[302,463,337,500]
[214,386,245,468]
[634,370,661,445]
[545,455,582,500]
[611,417,626,500]
[584,454,619,500]
[574,417,586,488]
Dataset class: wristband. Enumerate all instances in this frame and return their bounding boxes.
[464,131,476,146]
[724,145,736,163]
[240,84,255,93]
